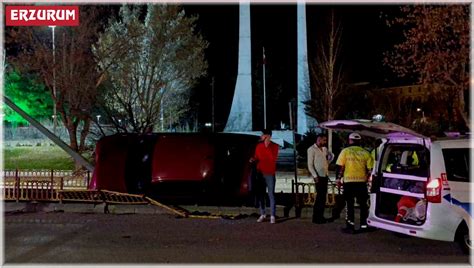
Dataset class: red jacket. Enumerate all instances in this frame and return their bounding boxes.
[254,141,279,175]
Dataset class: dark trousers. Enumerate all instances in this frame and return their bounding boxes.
[343,182,369,226]
[312,176,328,221]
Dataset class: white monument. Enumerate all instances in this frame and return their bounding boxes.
[297,2,318,135]
[224,2,252,132]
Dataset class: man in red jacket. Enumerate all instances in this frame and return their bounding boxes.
[250,129,279,224]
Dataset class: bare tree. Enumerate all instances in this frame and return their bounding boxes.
[93,4,208,134]
[304,10,348,152]
[307,10,346,123]
[7,6,105,155]
[383,5,470,129]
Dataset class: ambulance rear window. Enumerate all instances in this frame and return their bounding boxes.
[380,145,429,177]
[442,148,470,182]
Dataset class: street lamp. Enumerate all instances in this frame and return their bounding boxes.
[96,115,101,125]
[48,26,57,134]
[372,114,385,122]
[416,108,425,122]
[262,47,267,129]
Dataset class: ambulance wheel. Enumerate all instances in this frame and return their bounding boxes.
[455,221,471,255]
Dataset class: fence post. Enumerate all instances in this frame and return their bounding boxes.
[87,171,90,188]
[293,181,302,218]
[59,177,64,204]
[15,168,19,202]
[50,169,54,200]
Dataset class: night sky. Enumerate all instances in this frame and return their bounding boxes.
[183,4,402,131]
[5,4,403,131]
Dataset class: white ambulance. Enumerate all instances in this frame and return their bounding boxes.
[319,119,472,254]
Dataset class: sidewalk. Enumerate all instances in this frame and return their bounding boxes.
[3,170,335,218]
[4,201,317,219]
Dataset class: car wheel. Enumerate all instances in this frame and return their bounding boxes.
[455,221,472,255]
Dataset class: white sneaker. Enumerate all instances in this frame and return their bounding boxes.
[257,215,266,223]
[270,216,276,224]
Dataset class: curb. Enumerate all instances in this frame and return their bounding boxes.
[4,201,316,219]
[4,202,169,215]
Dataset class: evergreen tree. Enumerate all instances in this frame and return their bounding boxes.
[4,70,53,126]
[93,4,208,133]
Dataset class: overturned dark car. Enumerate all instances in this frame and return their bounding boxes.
[89,132,260,204]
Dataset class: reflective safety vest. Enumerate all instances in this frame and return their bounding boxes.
[336,145,372,183]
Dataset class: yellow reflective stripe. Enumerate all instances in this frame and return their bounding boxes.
[412,151,419,165]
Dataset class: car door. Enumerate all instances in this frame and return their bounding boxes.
[319,119,431,224]
[318,119,428,171]
[439,142,471,220]
[318,119,426,139]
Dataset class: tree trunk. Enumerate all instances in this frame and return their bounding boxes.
[79,119,91,153]
[328,129,333,153]
[327,106,334,153]
[67,123,79,153]
[457,88,470,130]
[65,122,86,171]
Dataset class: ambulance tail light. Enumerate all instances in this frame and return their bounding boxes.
[426,178,441,203]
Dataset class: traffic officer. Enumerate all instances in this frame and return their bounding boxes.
[335,133,373,234]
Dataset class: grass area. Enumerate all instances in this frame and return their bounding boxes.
[3,146,78,170]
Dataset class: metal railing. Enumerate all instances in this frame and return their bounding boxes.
[3,169,74,179]
[2,169,90,190]
[1,169,90,202]
[292,180,341,207]
[2,177,62,202]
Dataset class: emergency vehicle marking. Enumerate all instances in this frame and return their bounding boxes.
[443,194,472,216]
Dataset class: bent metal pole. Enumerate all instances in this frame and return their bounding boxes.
[3,95,94,172]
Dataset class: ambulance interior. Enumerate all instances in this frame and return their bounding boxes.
[374,144,430,225]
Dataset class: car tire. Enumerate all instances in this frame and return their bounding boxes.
[455,221,472,255]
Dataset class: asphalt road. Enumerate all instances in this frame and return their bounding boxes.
[3,210,471,265]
